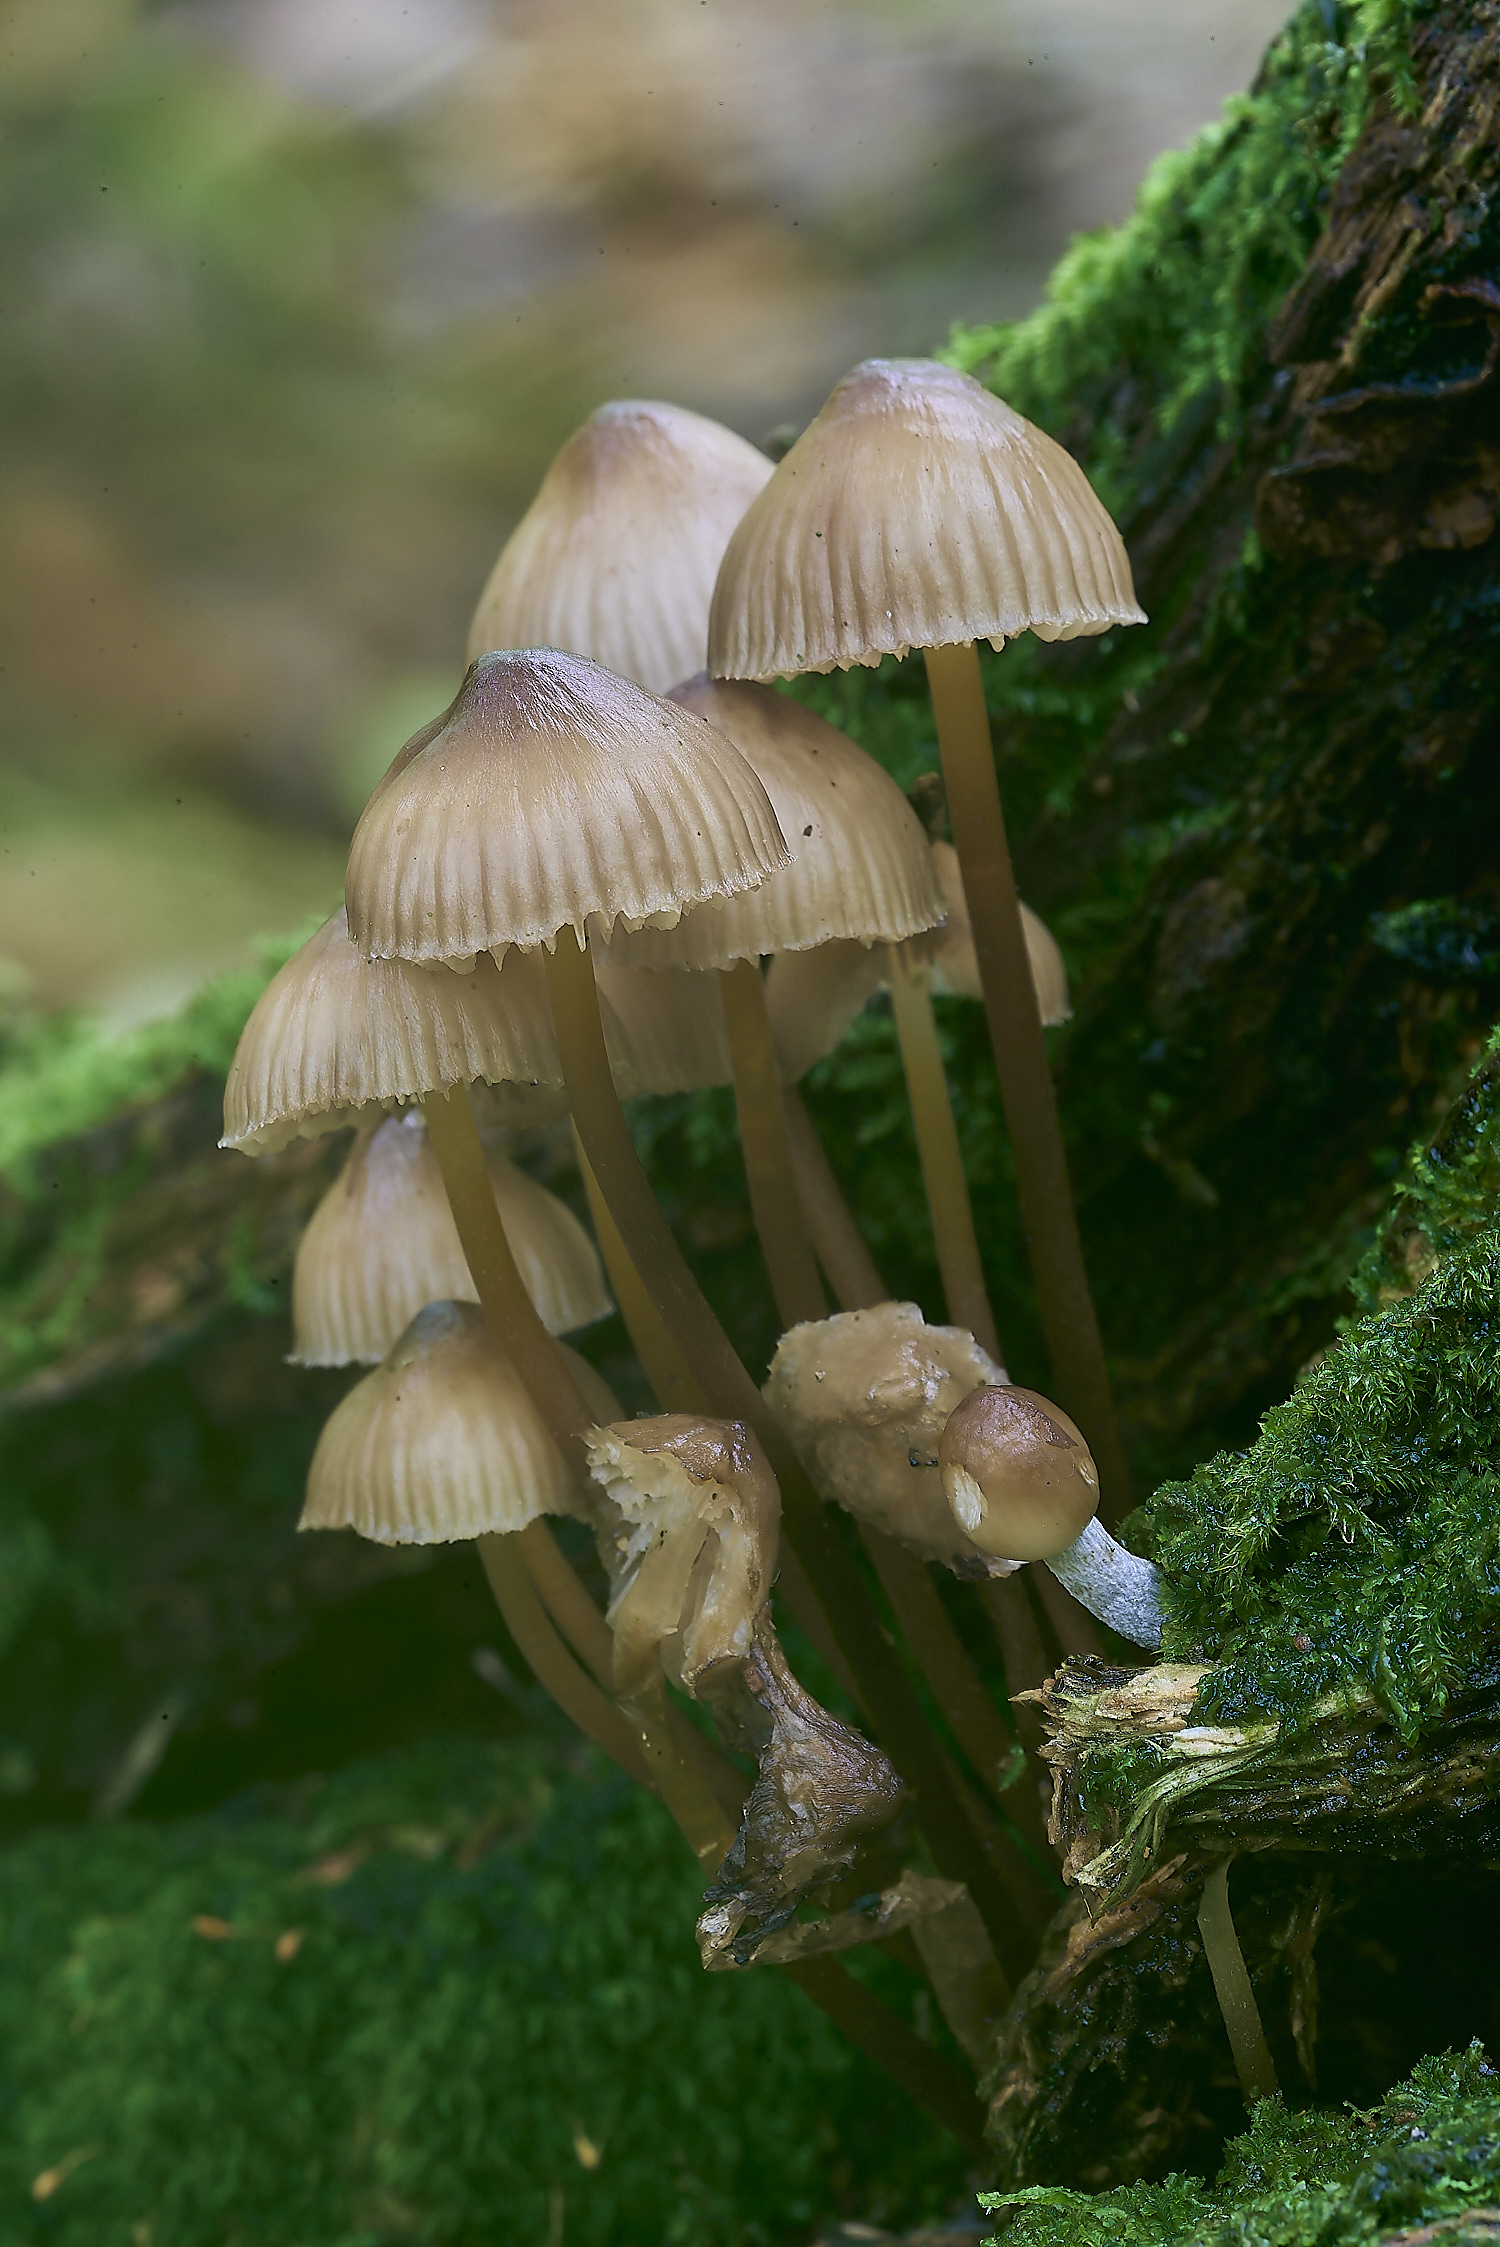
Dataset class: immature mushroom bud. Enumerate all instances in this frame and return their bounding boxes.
[585,1414,906,1963]
[764,1303,1013,1576]
[939,1385,1164,1648]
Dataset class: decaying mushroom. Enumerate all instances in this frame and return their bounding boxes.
[939,1383,1165,1647]
[764,1301,1014,1576]
[586,1413,907,1963]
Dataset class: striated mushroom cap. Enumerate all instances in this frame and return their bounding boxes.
[709,357,1145,682]
[939,1383,1099,1562]
[586,1413,780,1698]
[466,401,773,692]
[764,1301,1016,1575]
[221,909,565,1157]
[291,1111,611,1365]
[345,649,788,967]
[922,841,1070,1023]
[615,675,942,970]
[301,1300,619,1545]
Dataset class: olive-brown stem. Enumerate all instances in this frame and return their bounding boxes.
[476,1534,653,1789]
[885,949,1001,1360]
[572,1124,705,1409]
[422,1086,593,1452]
[1197,1859,1280,2105]
[720,960,828,1330]
[542,925,1021,1958]
[781,1088,886,1311]
[924,640,1129,1518]
[785,1957,987,2153]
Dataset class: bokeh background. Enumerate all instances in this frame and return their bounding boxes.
[3,0,1288,1030]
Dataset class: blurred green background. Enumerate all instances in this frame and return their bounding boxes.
[1,0,1288,1028]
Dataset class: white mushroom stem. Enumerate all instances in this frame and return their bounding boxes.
[1041,1517,1164,1649]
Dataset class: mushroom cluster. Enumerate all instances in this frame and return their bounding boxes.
[222,368,1191,2132]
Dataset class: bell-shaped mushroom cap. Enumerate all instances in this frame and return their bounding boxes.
[345,648,789,967]
[465,401,774,693]
[291,1111,611,1366]
[922,841,1070,1024]
[587,1414,780,1697]
[615,676,943,970]
[764,1301,1016,1575]
[708,357,1145,682]
[221,909,566,1157]
[939,1383,1099,1563]
[765,938,887,1084]
[301,1299,620,1546]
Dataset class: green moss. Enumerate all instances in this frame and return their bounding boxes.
[0,1734,966,2244]
[983,2042,1500,2244]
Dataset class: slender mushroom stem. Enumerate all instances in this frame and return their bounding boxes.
[923,641,1129,1518]
[475,1533,653,1788]
[573,1124,706,1410]
[542,924,1022,1958]
[781,1089,886,1311]
[885,949,1001,1359]
[785,1957,987,2153]
[720,960,828,1330]
[1197,1858,1280,2105]
[422,1085,593,1452]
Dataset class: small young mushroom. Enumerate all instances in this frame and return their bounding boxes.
[764,1302,1013,1577]
[585,1412,907,1962]
[938,1385,1165,1648]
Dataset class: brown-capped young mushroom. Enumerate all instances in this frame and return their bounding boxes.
[710,357,1143,1514]
[585,1413,906,1960]
[291,1111,611,1367]
[939,1384,1164,1647]
[764,1302,1011,1576]
[466,401,773,692]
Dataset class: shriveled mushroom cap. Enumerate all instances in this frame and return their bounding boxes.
[221,909,566,1157]
[764,1301,1017,1575]
[345,648,788,967]
[587,1413,780,1696]
[301,1299,619,1545]
[614,675,943,970]
[921,841,1070,1024]
[291,1111,611,1366]
[466,401,774,693]
[709,357,1145,682]
[939,1383,1098,1562]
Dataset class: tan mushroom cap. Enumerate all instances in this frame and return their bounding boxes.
[765,837,1069,1079]
[763,1302,1017,1575]
[613,675,943,970]
[593,957,732,1095]
[291,1111,612,1366]
[301,1299,620,1545]
[708,357,1145,682]
[466,401,774,693]
[921,841,1070,1024]
[345,648,789,968]
[221,909,566,1157]
[939,1383,1099,1562]
[587,1414,780,1696]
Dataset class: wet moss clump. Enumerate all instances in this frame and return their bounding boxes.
[984,2042,1500,2245]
